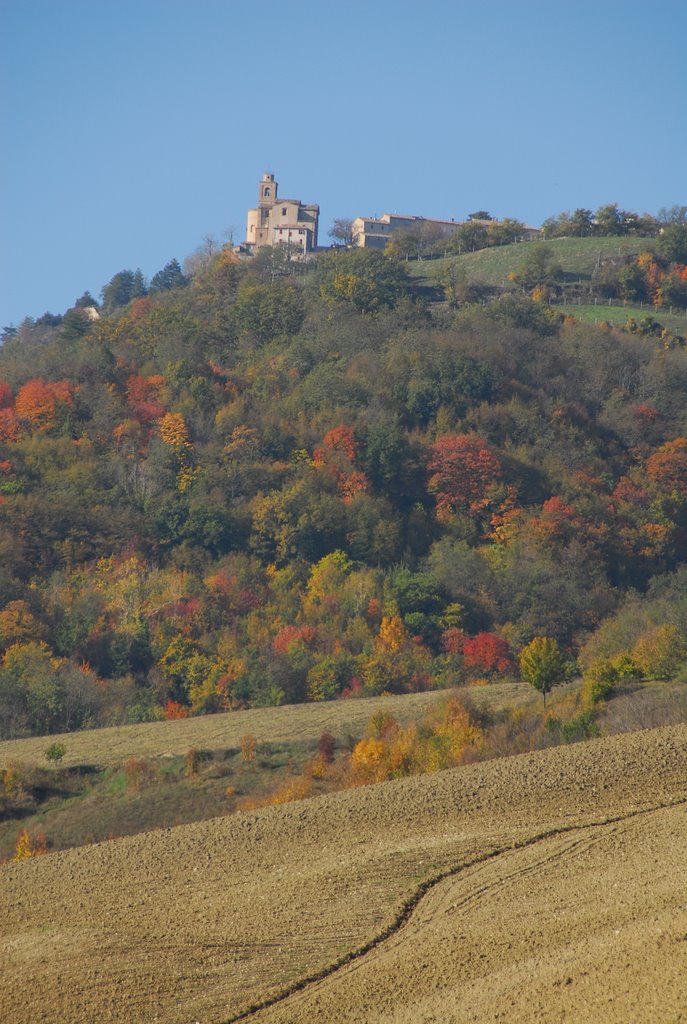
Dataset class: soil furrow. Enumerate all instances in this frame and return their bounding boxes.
[227,797,687,1023]
[3,722,687,1024]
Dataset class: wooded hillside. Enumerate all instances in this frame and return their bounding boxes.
[2,234,687,737]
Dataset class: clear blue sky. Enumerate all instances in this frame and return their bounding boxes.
[1,0,685,327]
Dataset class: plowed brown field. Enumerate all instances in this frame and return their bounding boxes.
[2,724,686,1024]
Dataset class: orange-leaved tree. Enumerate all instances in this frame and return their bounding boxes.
[313,425,369,503]
[645,438,687,499]
[428,433,501,522]
[15,378,73,431]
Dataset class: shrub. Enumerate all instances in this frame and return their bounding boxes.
[631,624,687,680]
[306,754,329,779]
[238,776,312,811]
[582,653,642,707]
[582,658,618,705]
[240,733,257,763]
[13,828,48,861]
[164,700,189,720]
[561,708,599,742]
[2,763,24,797]
[124,756,152,791]
[318,731,336,763]
[368,712,397,740]
[44,742,66,764]
[350,737,386,781]
[185,747,201,777]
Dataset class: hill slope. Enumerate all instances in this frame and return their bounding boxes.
[2,723,686,1023]
[409,234,654,286]
[0,683,537,769]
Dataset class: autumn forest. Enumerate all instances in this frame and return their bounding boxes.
[2,214,687,740]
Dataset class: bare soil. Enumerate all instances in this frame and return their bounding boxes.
[2,723,686,1024]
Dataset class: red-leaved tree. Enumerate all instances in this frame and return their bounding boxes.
[463,632,514,676]
[428,434,501,521]
[314,424,369,503]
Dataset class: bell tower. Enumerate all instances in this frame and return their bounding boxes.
[259,172,277,206]
[246,171,317,254]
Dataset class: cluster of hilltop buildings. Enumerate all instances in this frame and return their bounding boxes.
[243,172,539,256]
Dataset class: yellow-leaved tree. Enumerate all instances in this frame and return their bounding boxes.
[519,636,565,707]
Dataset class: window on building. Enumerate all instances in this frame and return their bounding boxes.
[264,187,271,198]
[282,207,287,216]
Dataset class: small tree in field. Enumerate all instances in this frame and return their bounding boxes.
[240,733,257,763]
[13,828,48,861]
[318,731,336,764]
[519,636,565,707]
[44,742,66,765]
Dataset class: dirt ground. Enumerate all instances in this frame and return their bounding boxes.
[2,723,686,1024]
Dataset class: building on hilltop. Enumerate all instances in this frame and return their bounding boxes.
[352,212,540,249]
[245,172,319,255]
[352,213,461,249]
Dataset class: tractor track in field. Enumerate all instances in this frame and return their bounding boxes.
[223,796,687,1023]
[3,722,687,1024]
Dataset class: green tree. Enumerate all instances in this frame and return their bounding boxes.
[251,244,303,282]
[545,209,594,238]
[660,271,687,309]
[616,261,650,302]
[318,249,411,312]
[0,642,61,736]
[656,224,687,263]
[149,258,188,293]
[568,208,594,236]
[487,218,527,246]
[447,221,488,253]
[594,203,627,236]
[512,243,563,289]
[519,636,565,706]
[234,279,305,343]
[657,205,687,226]
[101,269,147,310]
[60,307,94,341]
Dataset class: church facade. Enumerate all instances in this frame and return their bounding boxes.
[245,173,319,254]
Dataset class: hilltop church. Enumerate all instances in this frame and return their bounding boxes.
[245,173,319,255]
[244,172,539,256]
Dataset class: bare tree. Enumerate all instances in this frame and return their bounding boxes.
[183,234,220,278]
[328,218,355,247]
[386,220,446,260]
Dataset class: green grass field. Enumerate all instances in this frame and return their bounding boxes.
[408,235,656,288]
[554,301,687,336]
